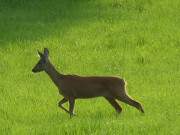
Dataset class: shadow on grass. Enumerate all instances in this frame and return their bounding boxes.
[0,0,121,47]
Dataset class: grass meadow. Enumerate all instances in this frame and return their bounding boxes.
[0,0,180,134]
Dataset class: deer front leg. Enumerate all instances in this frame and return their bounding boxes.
[58,98,70,114]
[69,97,75,118]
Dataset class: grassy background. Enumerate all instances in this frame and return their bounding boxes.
[0,0,180,134]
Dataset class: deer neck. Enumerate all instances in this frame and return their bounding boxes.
[44,61,63,86]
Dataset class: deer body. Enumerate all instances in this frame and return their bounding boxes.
[32,48,144,117]
[59,76,124,99]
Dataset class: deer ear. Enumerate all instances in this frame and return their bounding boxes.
[44,48,49,57]
[37,50,43,57]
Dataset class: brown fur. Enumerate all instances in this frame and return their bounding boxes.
[32,48,144,117]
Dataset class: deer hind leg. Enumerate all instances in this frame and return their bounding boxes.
[58,98,70,114]
[117,94,144,113]
[105,97,122,113]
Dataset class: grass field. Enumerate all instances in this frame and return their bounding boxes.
[0,0,180,134]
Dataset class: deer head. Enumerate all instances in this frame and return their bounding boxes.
[32,48,49,73]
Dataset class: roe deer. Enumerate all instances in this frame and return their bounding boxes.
[32,48,144,117]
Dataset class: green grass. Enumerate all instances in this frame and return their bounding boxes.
[0,0,180,134]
